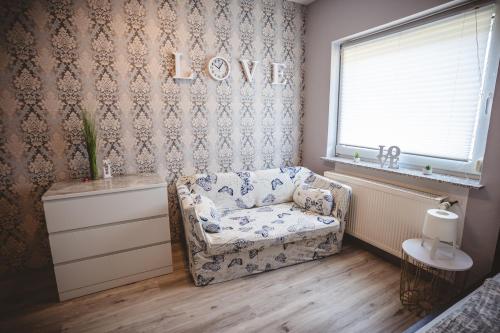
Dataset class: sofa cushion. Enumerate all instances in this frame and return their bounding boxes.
[190,171,257,211]
[293,184,333,216]
[203,202,340,255]
[301,173,351,220]
[253,166,313,207]
[193,195,221,233]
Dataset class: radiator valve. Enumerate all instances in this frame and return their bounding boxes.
[439,200,458,210]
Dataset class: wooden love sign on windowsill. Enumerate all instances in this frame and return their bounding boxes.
[173,52,287,85]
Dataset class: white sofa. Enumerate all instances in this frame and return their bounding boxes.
[176,167,351,286]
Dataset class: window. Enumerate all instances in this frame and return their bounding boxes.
[328,4,499,175]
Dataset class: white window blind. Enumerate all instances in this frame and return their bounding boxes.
[337,5,495,162]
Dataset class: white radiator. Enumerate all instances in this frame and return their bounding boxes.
[325,171,447,258]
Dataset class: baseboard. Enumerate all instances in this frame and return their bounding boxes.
[344,234,401,266]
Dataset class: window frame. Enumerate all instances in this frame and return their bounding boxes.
[326,0,500,176]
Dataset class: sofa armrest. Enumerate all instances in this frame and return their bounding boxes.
[305,174,352,227]
[176,177,209,256]
[192,194,222,233]
[328,177,352,224]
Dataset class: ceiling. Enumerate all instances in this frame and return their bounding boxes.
[288,0,317,5]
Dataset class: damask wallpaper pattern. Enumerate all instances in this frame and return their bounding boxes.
[261,0,276,169]
[0,0,305,275]
[215,0,233,172]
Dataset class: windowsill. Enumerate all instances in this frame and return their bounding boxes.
[321,156,483,189]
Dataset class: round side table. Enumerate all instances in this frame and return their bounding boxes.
[400,238,473,314]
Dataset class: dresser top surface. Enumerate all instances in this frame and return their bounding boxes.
[43,175,167,201]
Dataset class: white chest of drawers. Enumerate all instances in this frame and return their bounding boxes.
[42,175,172,301]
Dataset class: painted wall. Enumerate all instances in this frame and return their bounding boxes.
[0,0,305,275]
[304,0,500,283]
[462,73,500,283]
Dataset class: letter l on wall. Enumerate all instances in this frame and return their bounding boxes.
[173,52,193,80]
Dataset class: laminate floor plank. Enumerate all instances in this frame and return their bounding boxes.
[0,242,419,333]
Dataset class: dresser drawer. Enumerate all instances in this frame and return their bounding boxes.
[44,187,167,233]
[49,217,170,264]
[54,243,172,293]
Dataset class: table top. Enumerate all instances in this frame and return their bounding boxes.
[402,238,473,271]
[42,174,167,201]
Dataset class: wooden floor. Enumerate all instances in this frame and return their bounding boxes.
[0,241,419,333]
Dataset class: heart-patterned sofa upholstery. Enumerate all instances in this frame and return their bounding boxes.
[176,166,352,286]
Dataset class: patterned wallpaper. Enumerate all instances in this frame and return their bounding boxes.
[0,0,305,275]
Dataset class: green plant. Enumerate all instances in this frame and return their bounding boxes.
[354,152,360,159]
[82,111,98,180]
[425,164,432,171]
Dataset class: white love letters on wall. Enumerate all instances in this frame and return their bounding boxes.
[240,59,259,82]
[173,52,194,80]
[173,51,287,85]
